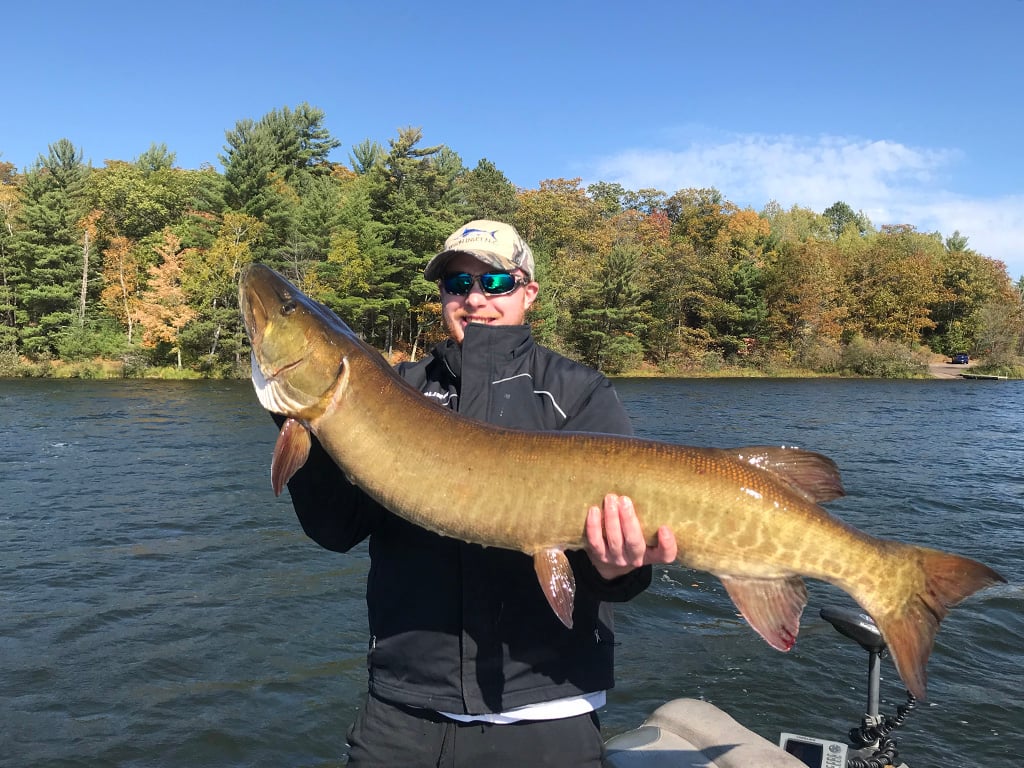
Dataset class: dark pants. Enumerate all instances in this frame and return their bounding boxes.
[345,693,606,767]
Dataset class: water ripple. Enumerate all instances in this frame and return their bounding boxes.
[2,377,1021,768]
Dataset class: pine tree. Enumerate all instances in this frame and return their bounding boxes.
[13,139,91,357]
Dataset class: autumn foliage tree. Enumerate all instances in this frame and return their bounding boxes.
[100,234,141,343]
[177,211,263,371]
[135,229,196,369]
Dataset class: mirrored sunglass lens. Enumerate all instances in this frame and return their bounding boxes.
[480,273,516,294]
[443,273,474,294]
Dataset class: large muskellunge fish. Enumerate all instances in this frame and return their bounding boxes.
[239,263,1004,700]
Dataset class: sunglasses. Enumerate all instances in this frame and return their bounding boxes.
[441,271,528,296]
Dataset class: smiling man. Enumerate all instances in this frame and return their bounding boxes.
[278,219,676,766]
[427,222,540,344]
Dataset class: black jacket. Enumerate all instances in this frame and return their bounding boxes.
[281,323,651,714]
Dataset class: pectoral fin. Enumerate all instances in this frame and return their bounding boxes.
[533,549,576,629]
[720,574,808,651]
[271,417,312,496]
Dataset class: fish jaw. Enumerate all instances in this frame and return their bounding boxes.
[250,352,306,415]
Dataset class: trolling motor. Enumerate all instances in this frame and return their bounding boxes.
[822,606,917,767]
[780,606,916,768]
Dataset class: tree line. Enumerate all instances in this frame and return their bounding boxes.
[1,102,1022,378]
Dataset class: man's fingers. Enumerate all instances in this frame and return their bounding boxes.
[601,493,626,558]
[615,495,649,566]
[585,494,679,578]
[585,505,606,557]
[645,525,678,565]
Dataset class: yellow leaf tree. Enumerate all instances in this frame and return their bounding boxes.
[101,234,141,343]
[135,229,196,368]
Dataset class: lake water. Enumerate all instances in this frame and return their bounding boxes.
[2,377,1021,767]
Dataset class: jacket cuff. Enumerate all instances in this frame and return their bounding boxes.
[569,551,653,602]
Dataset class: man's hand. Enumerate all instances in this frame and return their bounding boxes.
[584,493,678,581]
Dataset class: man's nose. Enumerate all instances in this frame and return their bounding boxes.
[464,283,490,304]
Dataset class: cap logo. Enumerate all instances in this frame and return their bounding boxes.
[460,227,498,239]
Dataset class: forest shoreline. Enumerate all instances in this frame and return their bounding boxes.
[1,353,1003,382]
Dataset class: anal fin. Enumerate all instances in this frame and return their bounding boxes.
[271,417,312,496]
[720,574,808,651]
[533,549,576,629]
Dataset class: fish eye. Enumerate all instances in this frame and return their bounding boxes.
[281,299,297,316]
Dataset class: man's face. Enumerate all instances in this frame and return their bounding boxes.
[439,252,539,345]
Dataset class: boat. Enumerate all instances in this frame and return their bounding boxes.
[604,606,913,768]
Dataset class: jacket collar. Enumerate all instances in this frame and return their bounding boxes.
[437,324,534,379]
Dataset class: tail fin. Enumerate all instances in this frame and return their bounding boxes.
[873,548,1005,700]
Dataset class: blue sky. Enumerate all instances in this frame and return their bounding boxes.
[4,0,1023,278]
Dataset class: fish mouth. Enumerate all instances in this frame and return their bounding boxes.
[240,294,268,348]
[251,353,307,415]
[270,358,303,378]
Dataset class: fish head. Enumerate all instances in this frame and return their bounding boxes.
[239,263,354,420]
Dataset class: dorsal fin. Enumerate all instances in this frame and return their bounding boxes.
[726,446,845,503]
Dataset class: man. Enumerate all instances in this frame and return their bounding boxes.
[279,220,677,766]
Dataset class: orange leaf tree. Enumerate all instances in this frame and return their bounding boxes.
[135,229,196,368]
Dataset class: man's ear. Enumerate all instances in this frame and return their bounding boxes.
[522,281,540,311]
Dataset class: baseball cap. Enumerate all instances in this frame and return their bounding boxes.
[424,220,535,281]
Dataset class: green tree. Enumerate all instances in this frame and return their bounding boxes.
[930,235,982,353]
[222,103,339,196]
[661,192,773,357]
[220,103,341,263]
[823,201,869,240]
[930,240,1020,356]
[179,211,263,372]
[135,143,176,173]
[586,182,628,217]
[0,164,24,352]
[13,139,92,357]
[619,208,675,364]
[354,127,460,353]
[454,159,518,222]
[567,241,649,372]
[515,178,604,349]
[762,201,830,243]
[313,170,372,292]
[88,158,203,241]
[349,139,385,174]
[275,172,346,283]
[666,187,733,254]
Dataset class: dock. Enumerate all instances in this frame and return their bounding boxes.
[960,373,1008,380]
